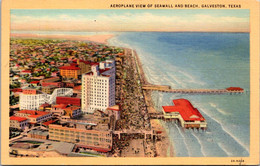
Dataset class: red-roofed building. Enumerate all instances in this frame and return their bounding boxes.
[22,88,37,95]
[77,145,112,153]
[59,59,93,79]
[50,61,56,65]
[51,104,68,117]
[20,70,32,76]
[162,99,207,129]
[15,110,52,124]
[39,103,52,112]
[73,85,81,97]
[30,81,40,86]
[64,82,75,88]
[106,105,121,120]
[62,106,82,119]
[56,97,81,106]
[42,119,58,127]
[10,116,28,129]
[59,66,81,70]
[40,77,60,83]
[59,65,80,79]
[11,88,23,93]
[41,82,63,88]
[72,59,92,74]
[73,85,81,91]
[226,87,244,92]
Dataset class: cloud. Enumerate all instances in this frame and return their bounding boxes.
[11,12,249,32]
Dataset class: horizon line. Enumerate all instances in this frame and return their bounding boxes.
[10,30,250,33]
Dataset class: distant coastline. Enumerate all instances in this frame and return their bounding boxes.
[10,33,114,44]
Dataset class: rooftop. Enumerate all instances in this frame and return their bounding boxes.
[21,70,32,73]
[43,119,58,126]
[64,106,81,111]
[22,86,37,90]
[39,103,51,108]
[10,116,27,122]
[17,110,50,116]
[11,88,23,92]
[73,85,81,90]
[107,105,120,111]
[59,66,80,70]
[28,129,49,136]
[42,85,57,88]
[30,81,40,84]
[52,104,68,109]
[162,99,205,121]
[226,87,243,91]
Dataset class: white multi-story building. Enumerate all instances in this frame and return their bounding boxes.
[19,91,47,111]
[81,60,115,114]
[19,87,73,110]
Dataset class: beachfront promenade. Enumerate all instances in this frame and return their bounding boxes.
[142,84,244,94]
[113,130,157,139]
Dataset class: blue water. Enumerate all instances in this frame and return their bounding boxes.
[108,32,250,157]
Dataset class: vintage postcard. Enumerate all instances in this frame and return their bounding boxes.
[1,0,259,165]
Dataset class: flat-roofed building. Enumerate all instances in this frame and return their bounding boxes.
[28,129,49,139]
[49,124,113,152]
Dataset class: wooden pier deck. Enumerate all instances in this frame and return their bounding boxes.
[142,85,244,94]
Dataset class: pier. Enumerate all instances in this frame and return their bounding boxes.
[142,84,244,94]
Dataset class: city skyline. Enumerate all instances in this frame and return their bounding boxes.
[11,9,249,32]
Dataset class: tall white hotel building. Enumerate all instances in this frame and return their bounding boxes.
[81,60,116,114]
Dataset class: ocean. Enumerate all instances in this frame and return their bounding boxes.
[12,30,250,157]
[108,32,250,157]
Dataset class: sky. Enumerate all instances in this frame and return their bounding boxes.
[11,9,250,32]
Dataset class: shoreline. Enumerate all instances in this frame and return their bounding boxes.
[131,49,174,157]
[10,33,114,44]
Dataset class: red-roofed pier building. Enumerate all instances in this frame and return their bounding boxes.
[162,99,207,129]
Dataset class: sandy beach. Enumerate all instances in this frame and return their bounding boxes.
[132,50,175,157]
[11,33,114,44]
